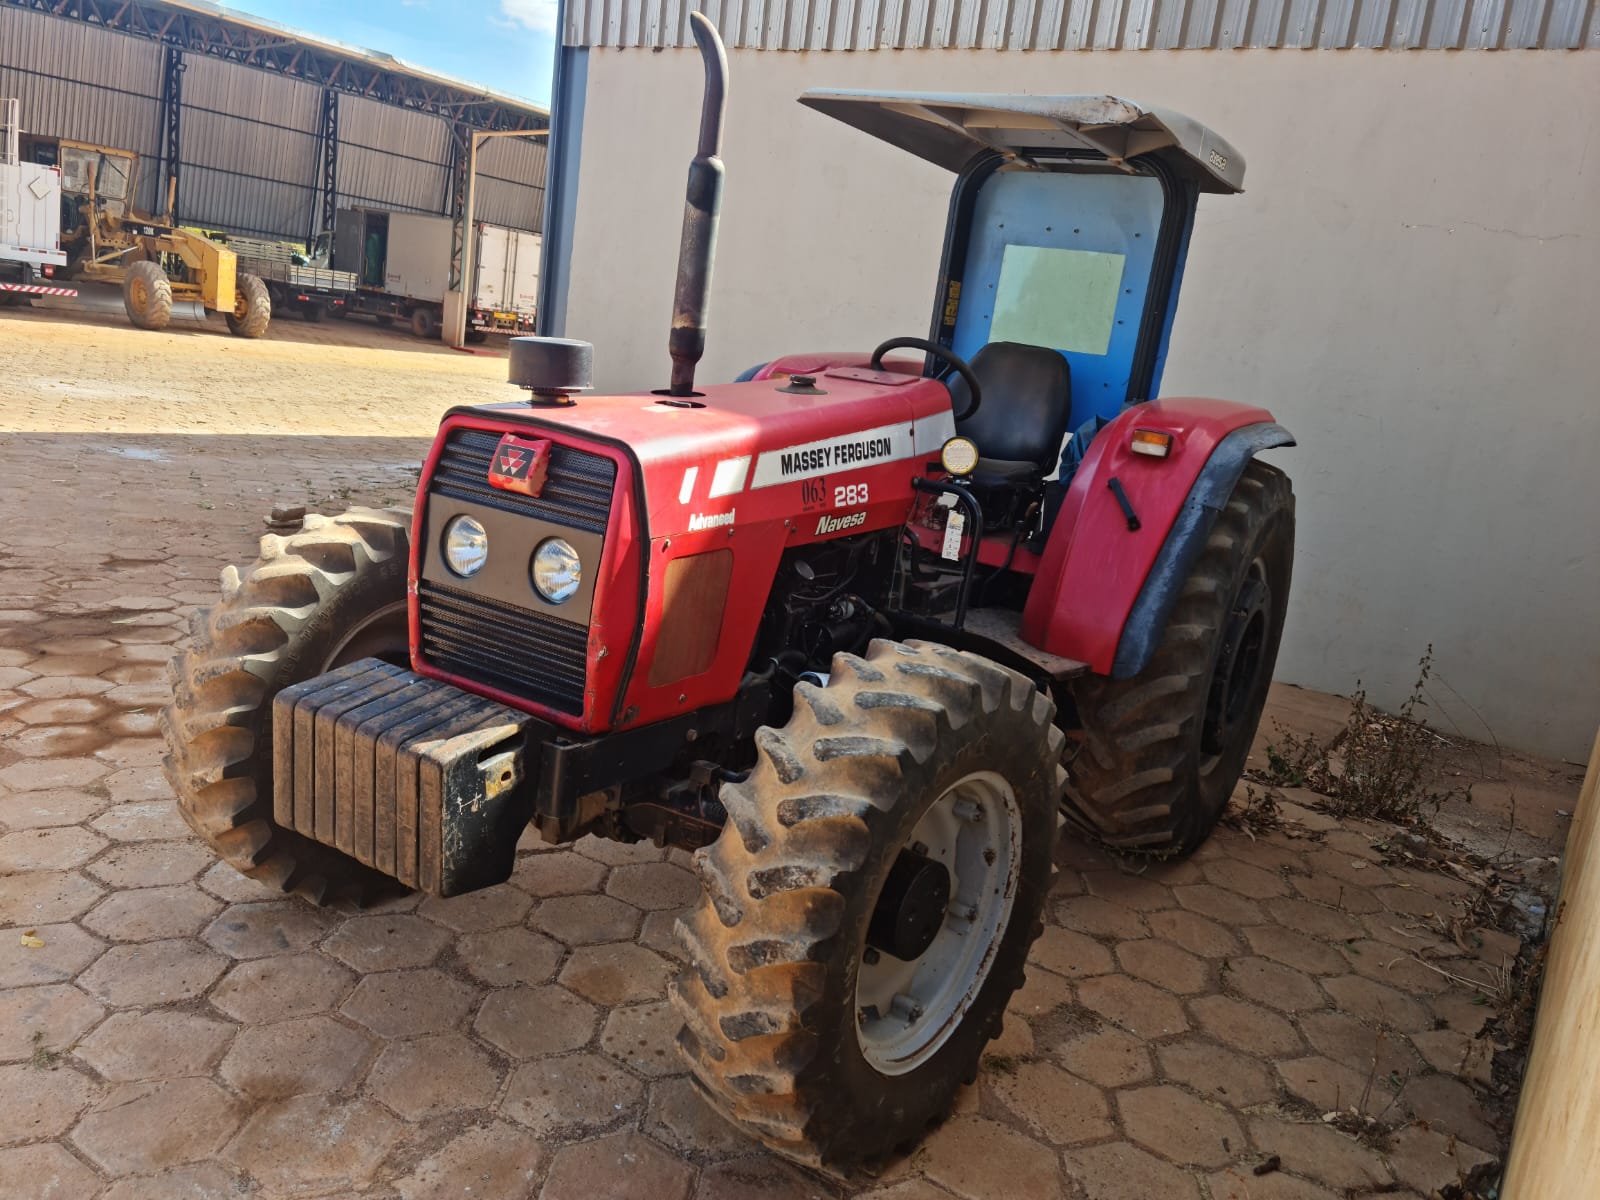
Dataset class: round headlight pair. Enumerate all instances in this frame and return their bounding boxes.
[441,516,581,605]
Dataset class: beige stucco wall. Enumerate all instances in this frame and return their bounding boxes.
[566,46,1600,761]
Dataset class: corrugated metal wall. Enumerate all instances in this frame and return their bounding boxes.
[181,54,321,238]
[475,135,550,232]
[0,6,162,211]
[0,4,548,243]
[566,0,1599,48]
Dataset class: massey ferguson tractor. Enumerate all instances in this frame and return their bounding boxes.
[163,14,1293,1167]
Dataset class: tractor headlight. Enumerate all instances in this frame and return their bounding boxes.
[940,436,979,477]
[442,516,488,577]
[532,537,582,604]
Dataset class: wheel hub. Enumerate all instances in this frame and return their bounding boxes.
[867,848,951,962]
[855,772,1021,1077]
[1203,570,1271,757]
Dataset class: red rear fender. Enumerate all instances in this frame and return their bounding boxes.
[1021,399,1294,677]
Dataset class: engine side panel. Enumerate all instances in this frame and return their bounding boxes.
[1020,398,1287,676]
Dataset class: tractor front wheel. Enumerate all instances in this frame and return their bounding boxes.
[161,509,412,903]
[672,640,1062,1166]
[226,272,272,338]
[1065,460,1294,856]
[123,261,173,331]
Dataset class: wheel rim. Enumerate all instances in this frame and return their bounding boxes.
[129,277,148,311]
[856,771,1021,1076]
[1201,560,1272,767]
[321,600,409,672]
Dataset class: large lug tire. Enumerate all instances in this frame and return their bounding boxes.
[161,509,412,903]
[123,260,173,331]
[1065,460,1295,856]
[672,639,1064,1166]
[226,272,272,338]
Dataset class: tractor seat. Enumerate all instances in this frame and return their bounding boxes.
[946,342,1074,489]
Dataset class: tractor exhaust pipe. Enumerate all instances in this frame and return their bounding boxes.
[665,12,727,398]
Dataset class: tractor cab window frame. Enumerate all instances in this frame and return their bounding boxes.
[926,151,1197,416]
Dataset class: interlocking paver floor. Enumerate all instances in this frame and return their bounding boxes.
[0,309,1576,1199]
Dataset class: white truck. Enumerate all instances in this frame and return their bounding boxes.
[472,223,540,336]
[332,206,537,340]
[0,99,77,305]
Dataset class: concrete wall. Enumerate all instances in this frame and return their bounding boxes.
[565,47,1600,761]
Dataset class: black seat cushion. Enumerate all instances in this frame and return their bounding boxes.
[948,342,1073,476]
[970,457,1040,488]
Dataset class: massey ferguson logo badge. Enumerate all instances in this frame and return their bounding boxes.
[487,433,551,498]
[688,510,735,532]
[815,511,867,536]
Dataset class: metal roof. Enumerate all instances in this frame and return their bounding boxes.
[800,90,1245,191]
[2,0,548,129]
[565,0,1599,49]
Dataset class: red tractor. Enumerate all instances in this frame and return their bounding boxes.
[164,14,1293,1167]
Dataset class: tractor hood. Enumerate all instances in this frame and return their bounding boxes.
[799,91,1244,194]
[460,369,958,539]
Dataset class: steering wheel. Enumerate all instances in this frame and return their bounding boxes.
[869,337,982,422]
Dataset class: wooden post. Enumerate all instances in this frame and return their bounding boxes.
[1501,728,1600,1199]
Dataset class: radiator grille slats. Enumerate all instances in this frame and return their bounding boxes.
[430,427,615,533]
[419,582,590,714]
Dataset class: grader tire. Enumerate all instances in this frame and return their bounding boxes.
[1064,460,1294,856]
[672,639,1063,1166]
[123,261,173,331]
[226,272,272,338]
[161,509,412,904]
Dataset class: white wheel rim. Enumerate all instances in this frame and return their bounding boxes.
[855,770,1021,1076]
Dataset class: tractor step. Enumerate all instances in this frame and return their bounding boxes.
[963,607,1088,681]
[271,658,534,896]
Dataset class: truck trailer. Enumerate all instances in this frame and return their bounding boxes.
[332,206,538,340]
[218,233,358,322]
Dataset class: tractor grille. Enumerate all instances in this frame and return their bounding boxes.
[418,581,589,715]
[418,426,618,717]
[429,427,615,534]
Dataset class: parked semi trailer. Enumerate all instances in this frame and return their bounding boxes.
[471,222,540,335]
[332,206,538,340]
[0,99,77,305]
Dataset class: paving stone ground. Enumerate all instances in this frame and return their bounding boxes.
[0,311,1580,1199]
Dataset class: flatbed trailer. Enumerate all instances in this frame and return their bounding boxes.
[214,233,356,322]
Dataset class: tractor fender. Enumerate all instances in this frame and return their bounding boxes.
[1020,399,1294,678]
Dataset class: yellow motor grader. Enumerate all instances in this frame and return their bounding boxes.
[35,138,270,336]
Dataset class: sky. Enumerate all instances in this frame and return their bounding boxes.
[221,0,557,106]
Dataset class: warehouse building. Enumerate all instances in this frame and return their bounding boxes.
[541,0,1599,760]
[0,0,548,298]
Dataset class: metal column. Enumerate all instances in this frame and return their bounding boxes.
[156,45,184,220]
[310,88,339,244]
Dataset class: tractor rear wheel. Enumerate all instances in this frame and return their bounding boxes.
[672,639,1063,1166]
[123,261,173,331]
[226,272,271,338]
[1065,460,1294,856]
[161,508,411,903]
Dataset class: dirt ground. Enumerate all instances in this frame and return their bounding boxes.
[0,305,1584,1200]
